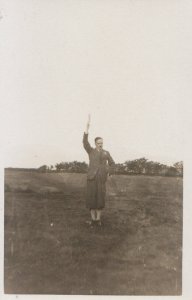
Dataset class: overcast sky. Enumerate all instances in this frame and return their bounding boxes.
[1,0,191,168]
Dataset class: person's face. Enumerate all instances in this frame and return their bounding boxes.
[95,138,103,150]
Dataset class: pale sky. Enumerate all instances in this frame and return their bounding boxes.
[1,0,192,168]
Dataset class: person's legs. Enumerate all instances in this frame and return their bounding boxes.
[90,209,96,221]
[95,209,103,226]
[96,209,102,221]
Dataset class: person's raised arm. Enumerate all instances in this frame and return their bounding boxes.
[83,114,92,154]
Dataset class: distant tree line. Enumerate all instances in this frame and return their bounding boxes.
[37,158,183,177]
[5,168,37,172]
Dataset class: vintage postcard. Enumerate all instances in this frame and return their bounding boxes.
[1,0,192,299]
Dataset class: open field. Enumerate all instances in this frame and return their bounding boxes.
[4,170,182,295]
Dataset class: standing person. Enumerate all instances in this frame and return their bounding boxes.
[83,115,115,226]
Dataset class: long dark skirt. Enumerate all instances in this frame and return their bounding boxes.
[86,171,106,209]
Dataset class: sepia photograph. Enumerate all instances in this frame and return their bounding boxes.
[1,0,191,297]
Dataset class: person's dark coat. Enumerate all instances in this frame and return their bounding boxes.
[83,133,115,181]
[83,132,115,209]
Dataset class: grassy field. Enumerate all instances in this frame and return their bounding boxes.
[4,170,183,295]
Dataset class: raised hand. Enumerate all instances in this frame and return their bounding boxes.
[85,114,91,133]
[88,113,91,126]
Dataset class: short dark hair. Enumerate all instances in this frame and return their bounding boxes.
[95,137,103,143]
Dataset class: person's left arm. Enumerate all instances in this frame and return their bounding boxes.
[107,152,115,176]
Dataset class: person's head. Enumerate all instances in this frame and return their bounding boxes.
[95,137,103,150]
